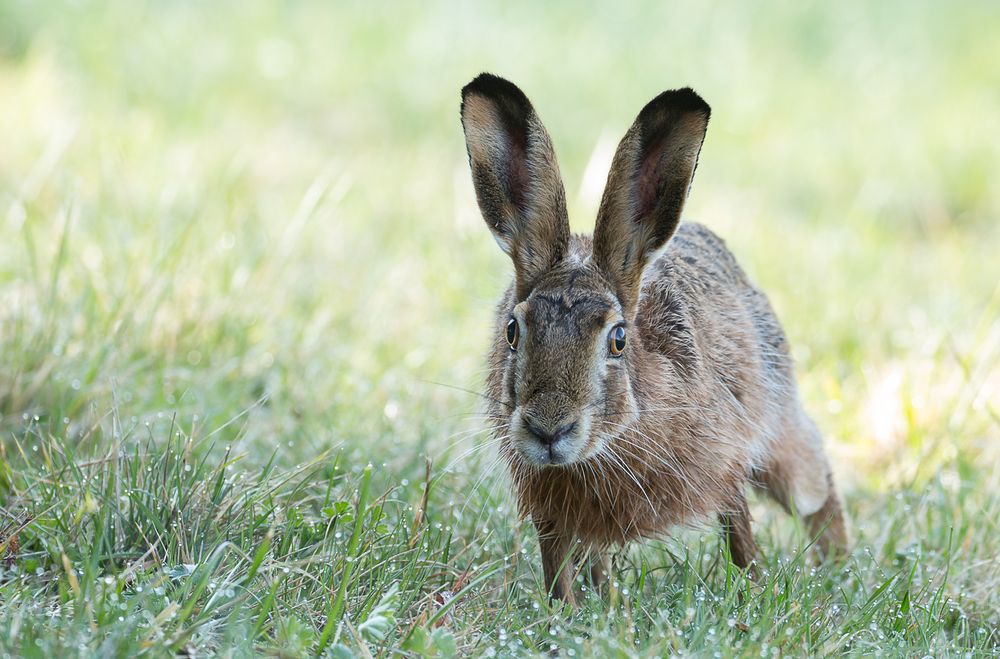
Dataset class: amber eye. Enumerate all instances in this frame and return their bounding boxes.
[609,324,626,356]
[505,317,519,350]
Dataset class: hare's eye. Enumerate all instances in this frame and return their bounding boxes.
[505,317,519,351]
[609,324,626,356]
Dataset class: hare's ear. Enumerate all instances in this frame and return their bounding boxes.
[592,88,710,313]
[461,73,570,299]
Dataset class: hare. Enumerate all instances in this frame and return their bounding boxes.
[460,73,848,604]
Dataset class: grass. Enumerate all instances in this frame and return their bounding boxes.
[1,0,999,655]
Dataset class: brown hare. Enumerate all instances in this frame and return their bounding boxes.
[460,73,848,604]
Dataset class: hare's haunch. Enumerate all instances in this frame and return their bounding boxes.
[461,73,847,604]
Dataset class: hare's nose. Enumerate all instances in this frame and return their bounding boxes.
[524,419,577,447]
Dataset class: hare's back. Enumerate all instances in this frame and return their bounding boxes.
[664,223,752,290]
[637,222,795,388]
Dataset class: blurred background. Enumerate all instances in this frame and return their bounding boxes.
[3,0,997,482]
[1,0,998,588]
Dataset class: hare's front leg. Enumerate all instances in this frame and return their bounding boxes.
[588,551,611,590]
[534,519,575,605]
[572,546,610,594]
[719,490,758,570]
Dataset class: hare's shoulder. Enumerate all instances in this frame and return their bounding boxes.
[635,223,774,372]
[639,222,755,318]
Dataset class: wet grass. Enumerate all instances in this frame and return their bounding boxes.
[1,0,999,655]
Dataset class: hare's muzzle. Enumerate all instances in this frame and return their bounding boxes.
[510,394,589,466]
[523,418,577,448]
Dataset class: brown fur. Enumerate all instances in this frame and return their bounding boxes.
[461,74,848,603]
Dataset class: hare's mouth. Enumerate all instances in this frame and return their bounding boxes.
[516,439,578,467]
[509,408,591,467]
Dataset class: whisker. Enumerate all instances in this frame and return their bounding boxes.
[418,379,513,410]
[595,447,656,517]
[437,435,507,477]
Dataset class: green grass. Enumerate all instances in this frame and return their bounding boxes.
[1,0,999,655]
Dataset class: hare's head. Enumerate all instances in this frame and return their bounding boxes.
[462,74,710,467]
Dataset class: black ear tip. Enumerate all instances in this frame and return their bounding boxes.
[672,87,711,116]
[640,87,712,124]
[461,73,531,109]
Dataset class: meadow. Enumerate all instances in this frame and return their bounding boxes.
[1,1,998,655]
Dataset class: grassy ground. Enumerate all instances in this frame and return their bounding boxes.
[1,0,999,655]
